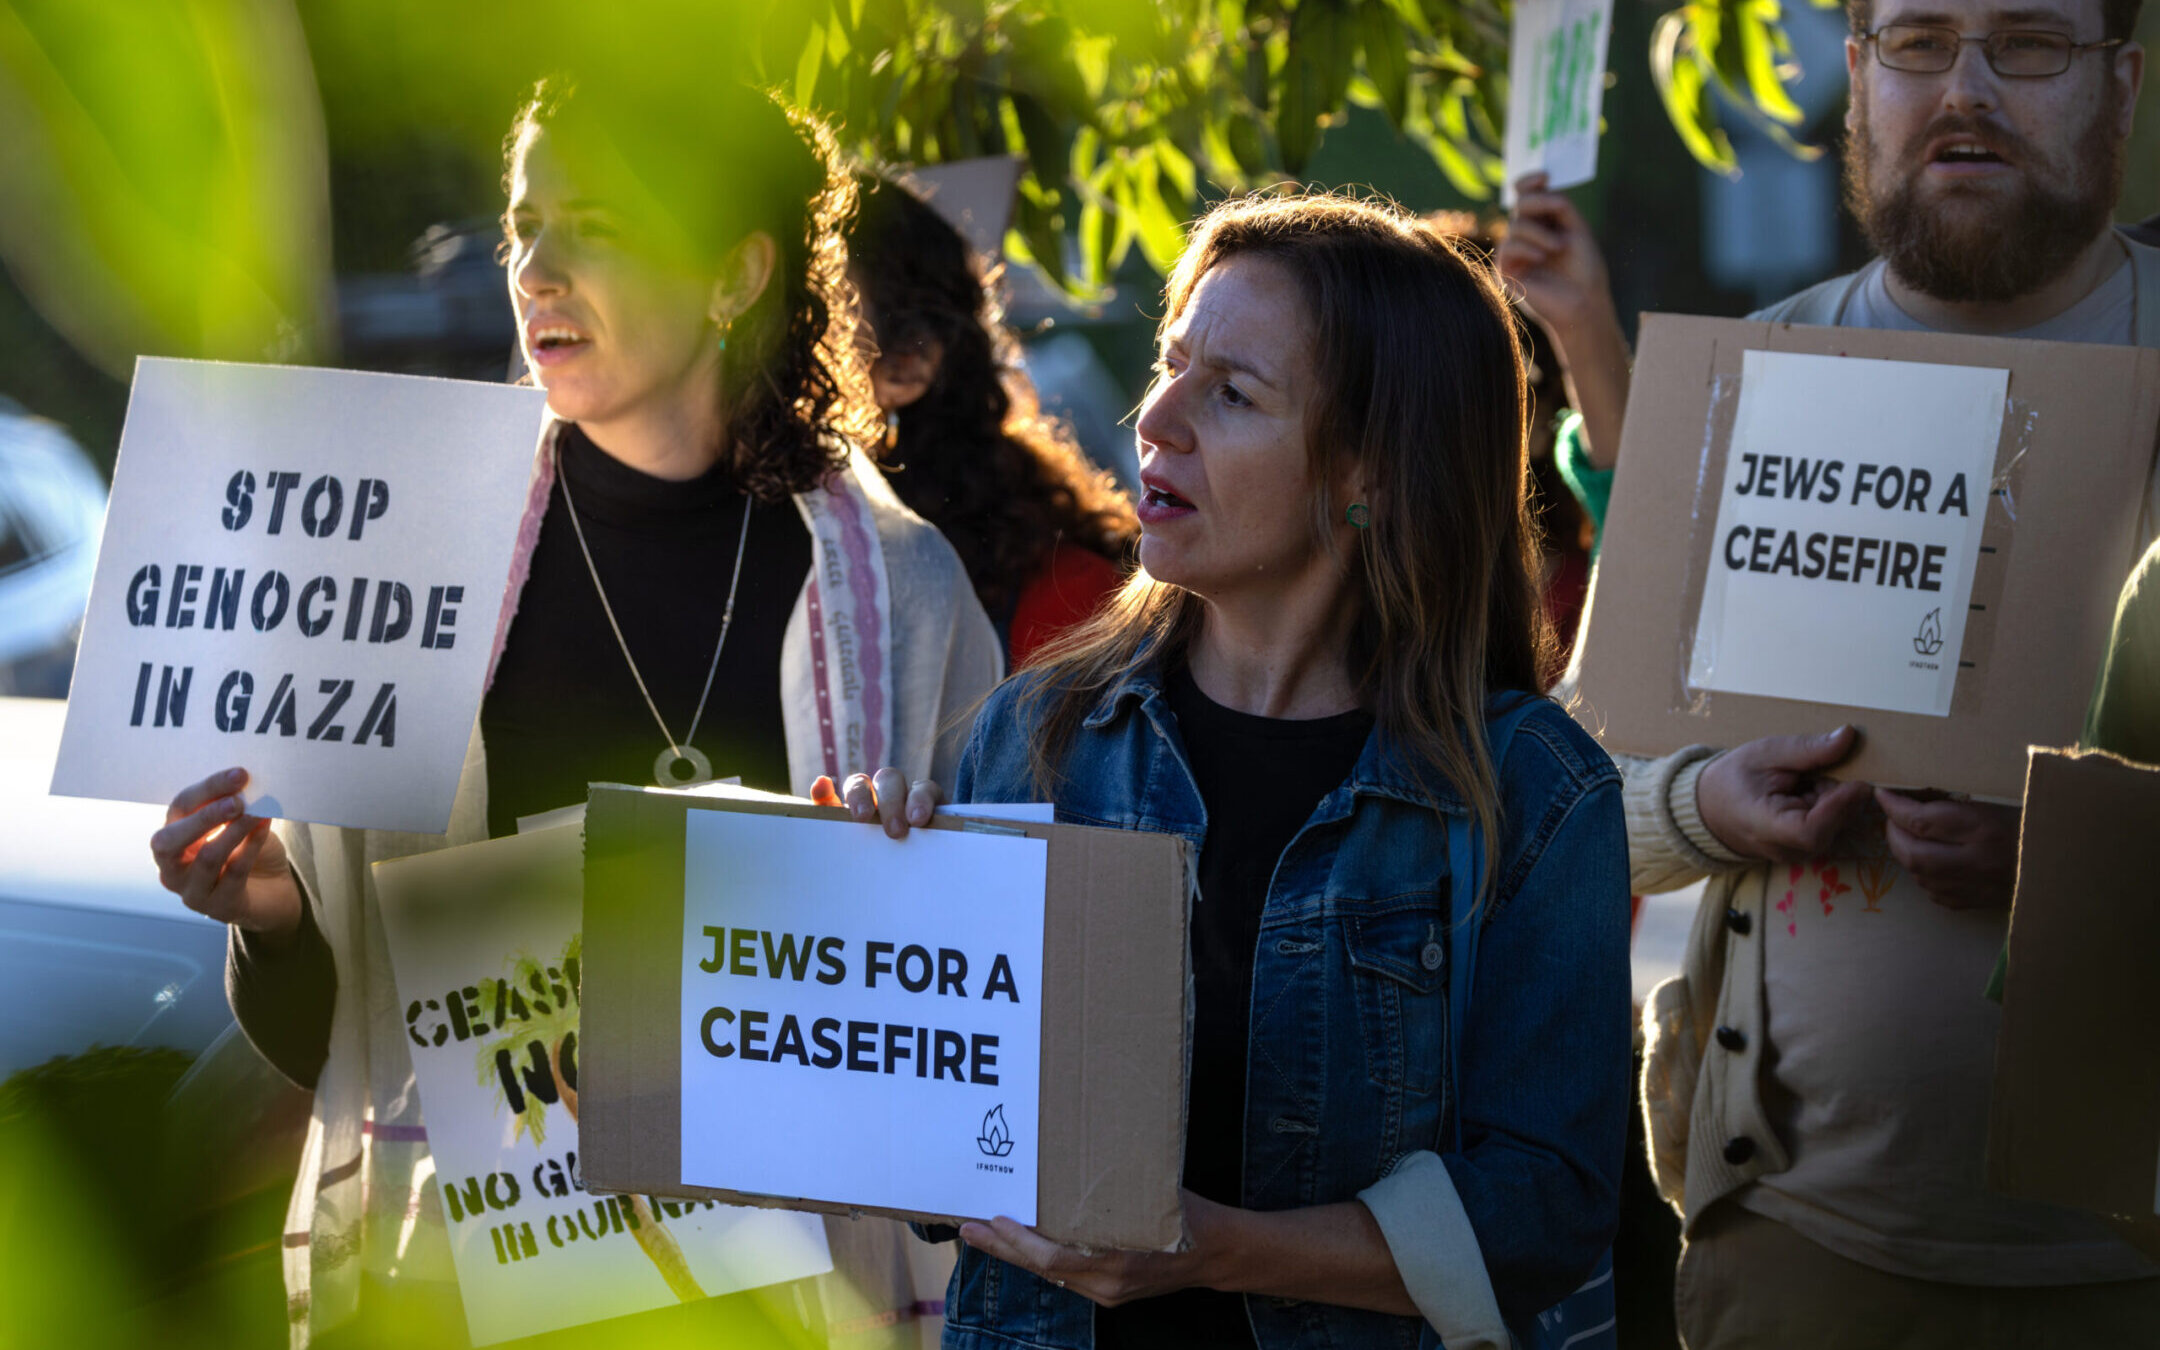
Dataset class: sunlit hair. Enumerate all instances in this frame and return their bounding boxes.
[848,175,1137,617]
[1019,191,1553,897]
[504,75,880,501]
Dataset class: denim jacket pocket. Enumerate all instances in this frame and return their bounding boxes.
[1343,899,1447,1098]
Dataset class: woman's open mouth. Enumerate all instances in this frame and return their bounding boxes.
[527,324,592,366]
[1137,482,1196,524]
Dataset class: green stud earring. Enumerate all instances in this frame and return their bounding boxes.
[1345,502,1371,529]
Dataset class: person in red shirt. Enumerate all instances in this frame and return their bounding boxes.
[848,176,1137,668]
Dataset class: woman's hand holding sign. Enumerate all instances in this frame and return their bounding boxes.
[956,1190,1418,1317]
[150,768,303,940]
[810,767,941,839]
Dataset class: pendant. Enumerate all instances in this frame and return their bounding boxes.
[654,743,715,788]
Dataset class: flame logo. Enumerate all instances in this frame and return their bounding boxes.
[1913,607,1944,656]
[977,1104,1015,1157]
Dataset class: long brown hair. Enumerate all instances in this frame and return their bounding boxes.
[505,75,880,501]
[1020,191,1553,894]
[848,176,1136,616]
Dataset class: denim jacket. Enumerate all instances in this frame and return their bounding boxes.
[941,656,1632,1350]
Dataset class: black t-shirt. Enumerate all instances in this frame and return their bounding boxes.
[481,423,811,836]
[1094,664,1373,1350]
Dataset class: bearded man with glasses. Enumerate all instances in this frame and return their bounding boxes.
[1502,0,2160,1344]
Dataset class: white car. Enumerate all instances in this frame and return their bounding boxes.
[0,695,233,1076]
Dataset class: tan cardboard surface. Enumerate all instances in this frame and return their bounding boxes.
[1988,749,2160,1233]
[580,785,1191,1251]
[1570,314,2160,801]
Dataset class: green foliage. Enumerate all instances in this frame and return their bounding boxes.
[0,0,1832,352]
[1650,0,1836,177]
[783,0,1820,295]
[780,0,1526,295]
[0,0,335,374]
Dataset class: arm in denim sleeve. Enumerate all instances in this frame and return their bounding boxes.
[1364,774,1632,1329]
[1356,1153,1509,1349]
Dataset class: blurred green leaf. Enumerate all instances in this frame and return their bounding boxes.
[1357,0,1413,127]
[0,0,333,373]
[1651,7,1739,175]
[1738,1,1805,125]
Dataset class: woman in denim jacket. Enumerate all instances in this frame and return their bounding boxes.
[840,192,1631,1349]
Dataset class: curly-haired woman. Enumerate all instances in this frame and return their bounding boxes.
[147,75,999,1347]
[848,177,1136,668]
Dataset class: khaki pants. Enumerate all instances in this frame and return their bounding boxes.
[1676,1203,2160,1350]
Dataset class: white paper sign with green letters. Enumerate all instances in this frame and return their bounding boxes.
[1503,0,1614,202]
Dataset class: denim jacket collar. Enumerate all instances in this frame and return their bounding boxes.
[1081,646,1472,817]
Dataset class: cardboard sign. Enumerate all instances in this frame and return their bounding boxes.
[1503,0,1613,202]
[580,785,1190,1251]
[1988,749,2160,1239]
[1686,350,2007,716]
[680,809,1048,1223]
[1569,315,2160,801]
[53,359,547,832]
[374,825,833,1347]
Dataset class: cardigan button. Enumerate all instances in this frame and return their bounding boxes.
[1723,1136,1757,1166]
[1716,1026,1747,1052]
[1725,908,1752,935]
[1420,942,1444,972]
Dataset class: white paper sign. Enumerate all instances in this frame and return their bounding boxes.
[1687,350,2009,717]
[52,359,548,832]
[681,811,1048,1224]
[375,826,833,1347]
[1503,0,1614,202]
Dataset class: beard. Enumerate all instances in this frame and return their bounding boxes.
[1844,96,2124,304]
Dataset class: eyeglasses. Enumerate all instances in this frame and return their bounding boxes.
[1862,24,2125,77]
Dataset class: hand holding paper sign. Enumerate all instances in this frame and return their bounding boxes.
[810,766,943,838]
[956,1190,1418,1318]
[1874,789,2017,910]
[1696,728,1875,863]
[149,765,303,939]
[1496,173,1631,472]
[1496,175,1616,339]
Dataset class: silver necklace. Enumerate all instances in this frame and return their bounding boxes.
[553,436,752,787]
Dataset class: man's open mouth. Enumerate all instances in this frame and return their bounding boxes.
[1931,142,2007,166]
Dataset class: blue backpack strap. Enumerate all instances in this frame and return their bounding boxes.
[1443,696,1619,1350]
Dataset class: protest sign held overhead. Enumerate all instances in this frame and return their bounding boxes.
[680,809,1049,1225]
[52,360,547,832]
[1503,0,1614,203]
[1687,350,2006,717]
[374,824,832,1347]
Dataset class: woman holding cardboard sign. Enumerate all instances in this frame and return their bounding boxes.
[150,72,997,1348]
[843,193,1631,1349]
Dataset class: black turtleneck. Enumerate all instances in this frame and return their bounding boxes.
[480,423,812,835]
